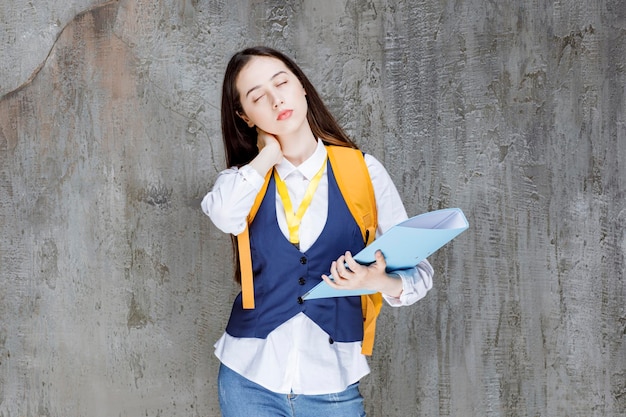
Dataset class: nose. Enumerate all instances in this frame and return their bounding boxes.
[270,91,284,108]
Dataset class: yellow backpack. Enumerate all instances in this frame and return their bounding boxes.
[236,145,383,355]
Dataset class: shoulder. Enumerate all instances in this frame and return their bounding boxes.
[325,145,393,185]
[363,153,392,182]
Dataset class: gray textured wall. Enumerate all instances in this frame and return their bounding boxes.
[1,0,624,416]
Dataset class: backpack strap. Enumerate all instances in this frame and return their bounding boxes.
[326,145,382,356]
[361,292,383,355]
[237,169,272,309]
[325,146,377,245]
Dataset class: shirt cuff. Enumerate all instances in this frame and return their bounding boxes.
[382,261,434,307]
[239,164,266,190]
[382,271,412,307]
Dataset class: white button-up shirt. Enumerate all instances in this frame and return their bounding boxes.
[201,140,433,394]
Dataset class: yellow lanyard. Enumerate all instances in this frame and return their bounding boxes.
[274,157,327,247]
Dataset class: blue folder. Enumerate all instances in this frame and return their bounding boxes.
[302,207,469,300]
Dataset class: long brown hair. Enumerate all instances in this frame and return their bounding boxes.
[221,46,358,168]
[220,46,359,282]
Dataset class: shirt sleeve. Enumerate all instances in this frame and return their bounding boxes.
[363,154,408,237]
[200,165,265,235]
[382,261,434,306]
[364,154,435,307]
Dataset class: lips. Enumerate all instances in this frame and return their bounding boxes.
[277,109,293,121]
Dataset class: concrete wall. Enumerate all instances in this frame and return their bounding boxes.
[1,0,624,416]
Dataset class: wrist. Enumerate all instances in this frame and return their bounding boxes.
[250,146,281,176]
[379,273,403,298]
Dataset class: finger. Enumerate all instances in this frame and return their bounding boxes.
[329,261,341,282]
[256,131,265,150]
[335,256,351,279]
[256,129,266,143]
[321,274,340,288]
[256,128,270,142]
[374,250,387,269]
[327,261,343,286]
[343,251,362,272]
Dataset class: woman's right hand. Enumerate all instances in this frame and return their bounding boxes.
[256,128,282,162]
[250,128,283,175]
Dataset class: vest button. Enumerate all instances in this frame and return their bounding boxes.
[297,296,304,304]
[329,337,334,344]
[298,277,306,285]
[300,256,307,264]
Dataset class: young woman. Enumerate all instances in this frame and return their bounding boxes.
[201,46,434,417]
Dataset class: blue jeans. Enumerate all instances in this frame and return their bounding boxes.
[218,363,366,417]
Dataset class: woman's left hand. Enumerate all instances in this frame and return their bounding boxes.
[322,250,403,297]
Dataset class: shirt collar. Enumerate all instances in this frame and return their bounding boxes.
[275,139,327,180]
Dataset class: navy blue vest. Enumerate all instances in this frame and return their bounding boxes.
[225,160,366,342]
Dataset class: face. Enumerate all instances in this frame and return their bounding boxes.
[235,56,308,136]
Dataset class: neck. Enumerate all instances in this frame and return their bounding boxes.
[277,127,318,166]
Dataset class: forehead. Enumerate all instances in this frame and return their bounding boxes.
[236,56,293,90]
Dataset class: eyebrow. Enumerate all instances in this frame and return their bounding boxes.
[245,71,288,98]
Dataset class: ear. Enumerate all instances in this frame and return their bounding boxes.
[236,111,255,128]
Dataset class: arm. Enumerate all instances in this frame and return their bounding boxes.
[201,130,282,234]
[200,165,263,235]
[322,154,434,306]
[383,261,434,306]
